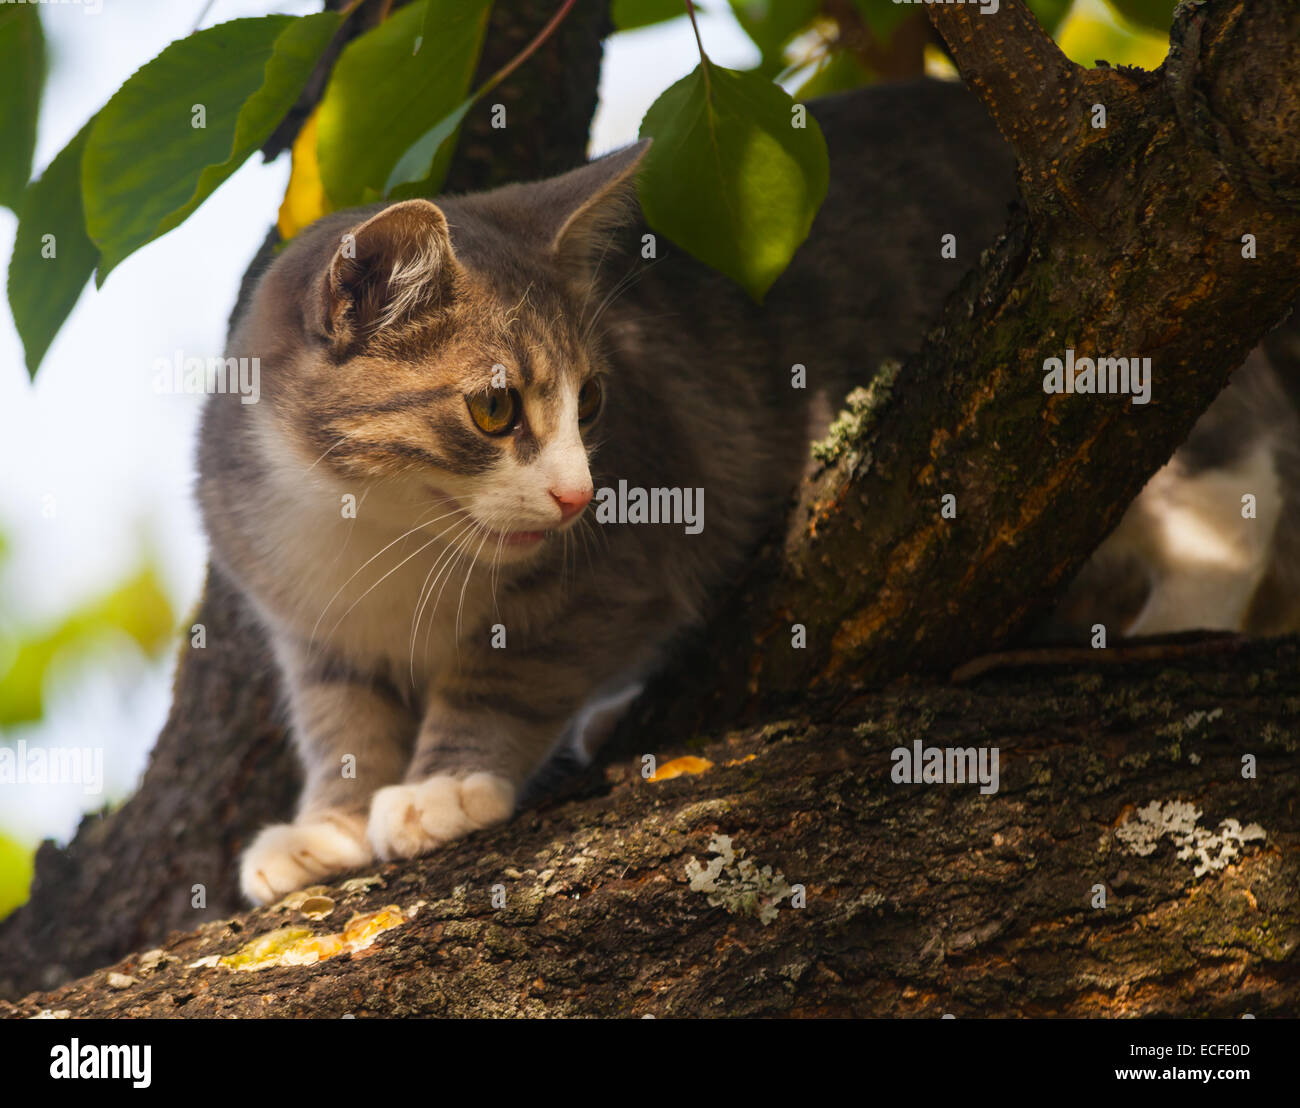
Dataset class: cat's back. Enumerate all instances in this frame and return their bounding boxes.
[587,79,1019,589]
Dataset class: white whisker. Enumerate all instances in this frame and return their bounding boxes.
[309,498,464,648]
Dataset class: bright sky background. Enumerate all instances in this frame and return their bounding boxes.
[0,0,759,847]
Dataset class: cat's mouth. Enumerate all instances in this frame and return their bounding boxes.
[481,527,547,547]
[422,485,563,552]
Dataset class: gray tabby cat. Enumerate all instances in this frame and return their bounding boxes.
[199,78,1297,904]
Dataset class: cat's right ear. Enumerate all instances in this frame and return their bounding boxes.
[549,139,651,280]
[315,199,460,350]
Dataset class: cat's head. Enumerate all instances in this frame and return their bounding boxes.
[250,140,651,565]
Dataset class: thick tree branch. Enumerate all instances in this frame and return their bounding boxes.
[4,638,1297,1017]
[645,0,1300,733]
[927,0,1094,189]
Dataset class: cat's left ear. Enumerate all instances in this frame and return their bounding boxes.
[548,139,651,276]
[318,199,460,350]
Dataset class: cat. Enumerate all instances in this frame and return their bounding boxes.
[199,79,1018,903]
[1048,347,1300,641]
[199,76,1298,905]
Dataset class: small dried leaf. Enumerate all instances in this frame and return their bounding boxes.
[648,756,714,782]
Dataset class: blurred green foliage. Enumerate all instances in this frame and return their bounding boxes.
[612,0,685,31]
[718,0,1166,105]
[1057,0,1170,70]
[0,833,35,919]
[0,563,175,728]
[1108,0,1178,33]
[0,527,176,919]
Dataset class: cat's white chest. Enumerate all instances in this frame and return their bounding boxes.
[270,506,489,677]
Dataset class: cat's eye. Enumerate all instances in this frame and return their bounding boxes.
[467,388,520,436]
[577,378,603,423]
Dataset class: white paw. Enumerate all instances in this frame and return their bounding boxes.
[239,812,371,905]
[367,773,516,861]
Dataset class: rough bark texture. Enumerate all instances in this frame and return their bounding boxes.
[3,637,1296,1017]
[3,0,1298,1013]
[442,0,610,191]
[647,0,1300,736]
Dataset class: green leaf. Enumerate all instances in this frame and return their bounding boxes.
[82,13,340,282]
[1026,0,1074,35]
[612,0,685,31]
[1106,0,1177,33]
[638,62,828,301]
[794,49,872,101]
[1058,2,1170,70]
[0,833,35,921]
[317,0,491,208]
[0,6,45,211]
[850,0,914,38]
[8,121,98,377]
[386,97,476,198]
[729,0,819,77]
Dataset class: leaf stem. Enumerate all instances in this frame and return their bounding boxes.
[190,0,219,34]
[479,0,578,98]
[683,0,707,63]
[383,0,578,194]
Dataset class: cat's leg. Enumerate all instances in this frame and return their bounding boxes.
[240,641,416,903]
[568,674,648,761]
[366,676,576,861]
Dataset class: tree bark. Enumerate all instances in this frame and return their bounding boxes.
[3,636,1296,1017]
[3,0,1298,1012]
[442,0,609,191]
[263,0,608,181]
[644,0,1300,738]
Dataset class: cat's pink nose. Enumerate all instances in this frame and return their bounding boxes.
[550,486,592,520]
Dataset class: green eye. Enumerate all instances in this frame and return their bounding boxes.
[467,388,519,435]
[577,378,603,423]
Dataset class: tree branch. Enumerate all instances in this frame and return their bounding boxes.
[646,0,1300,732]
[927,0,1094,189]
[5,638,1297,1017]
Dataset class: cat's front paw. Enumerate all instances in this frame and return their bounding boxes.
[239,811,372,905]
[367,773,516,861]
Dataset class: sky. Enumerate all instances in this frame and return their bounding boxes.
[0,0,760,847]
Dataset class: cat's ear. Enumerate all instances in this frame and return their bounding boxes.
[317,199,460,349]
[549,139,651,276]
